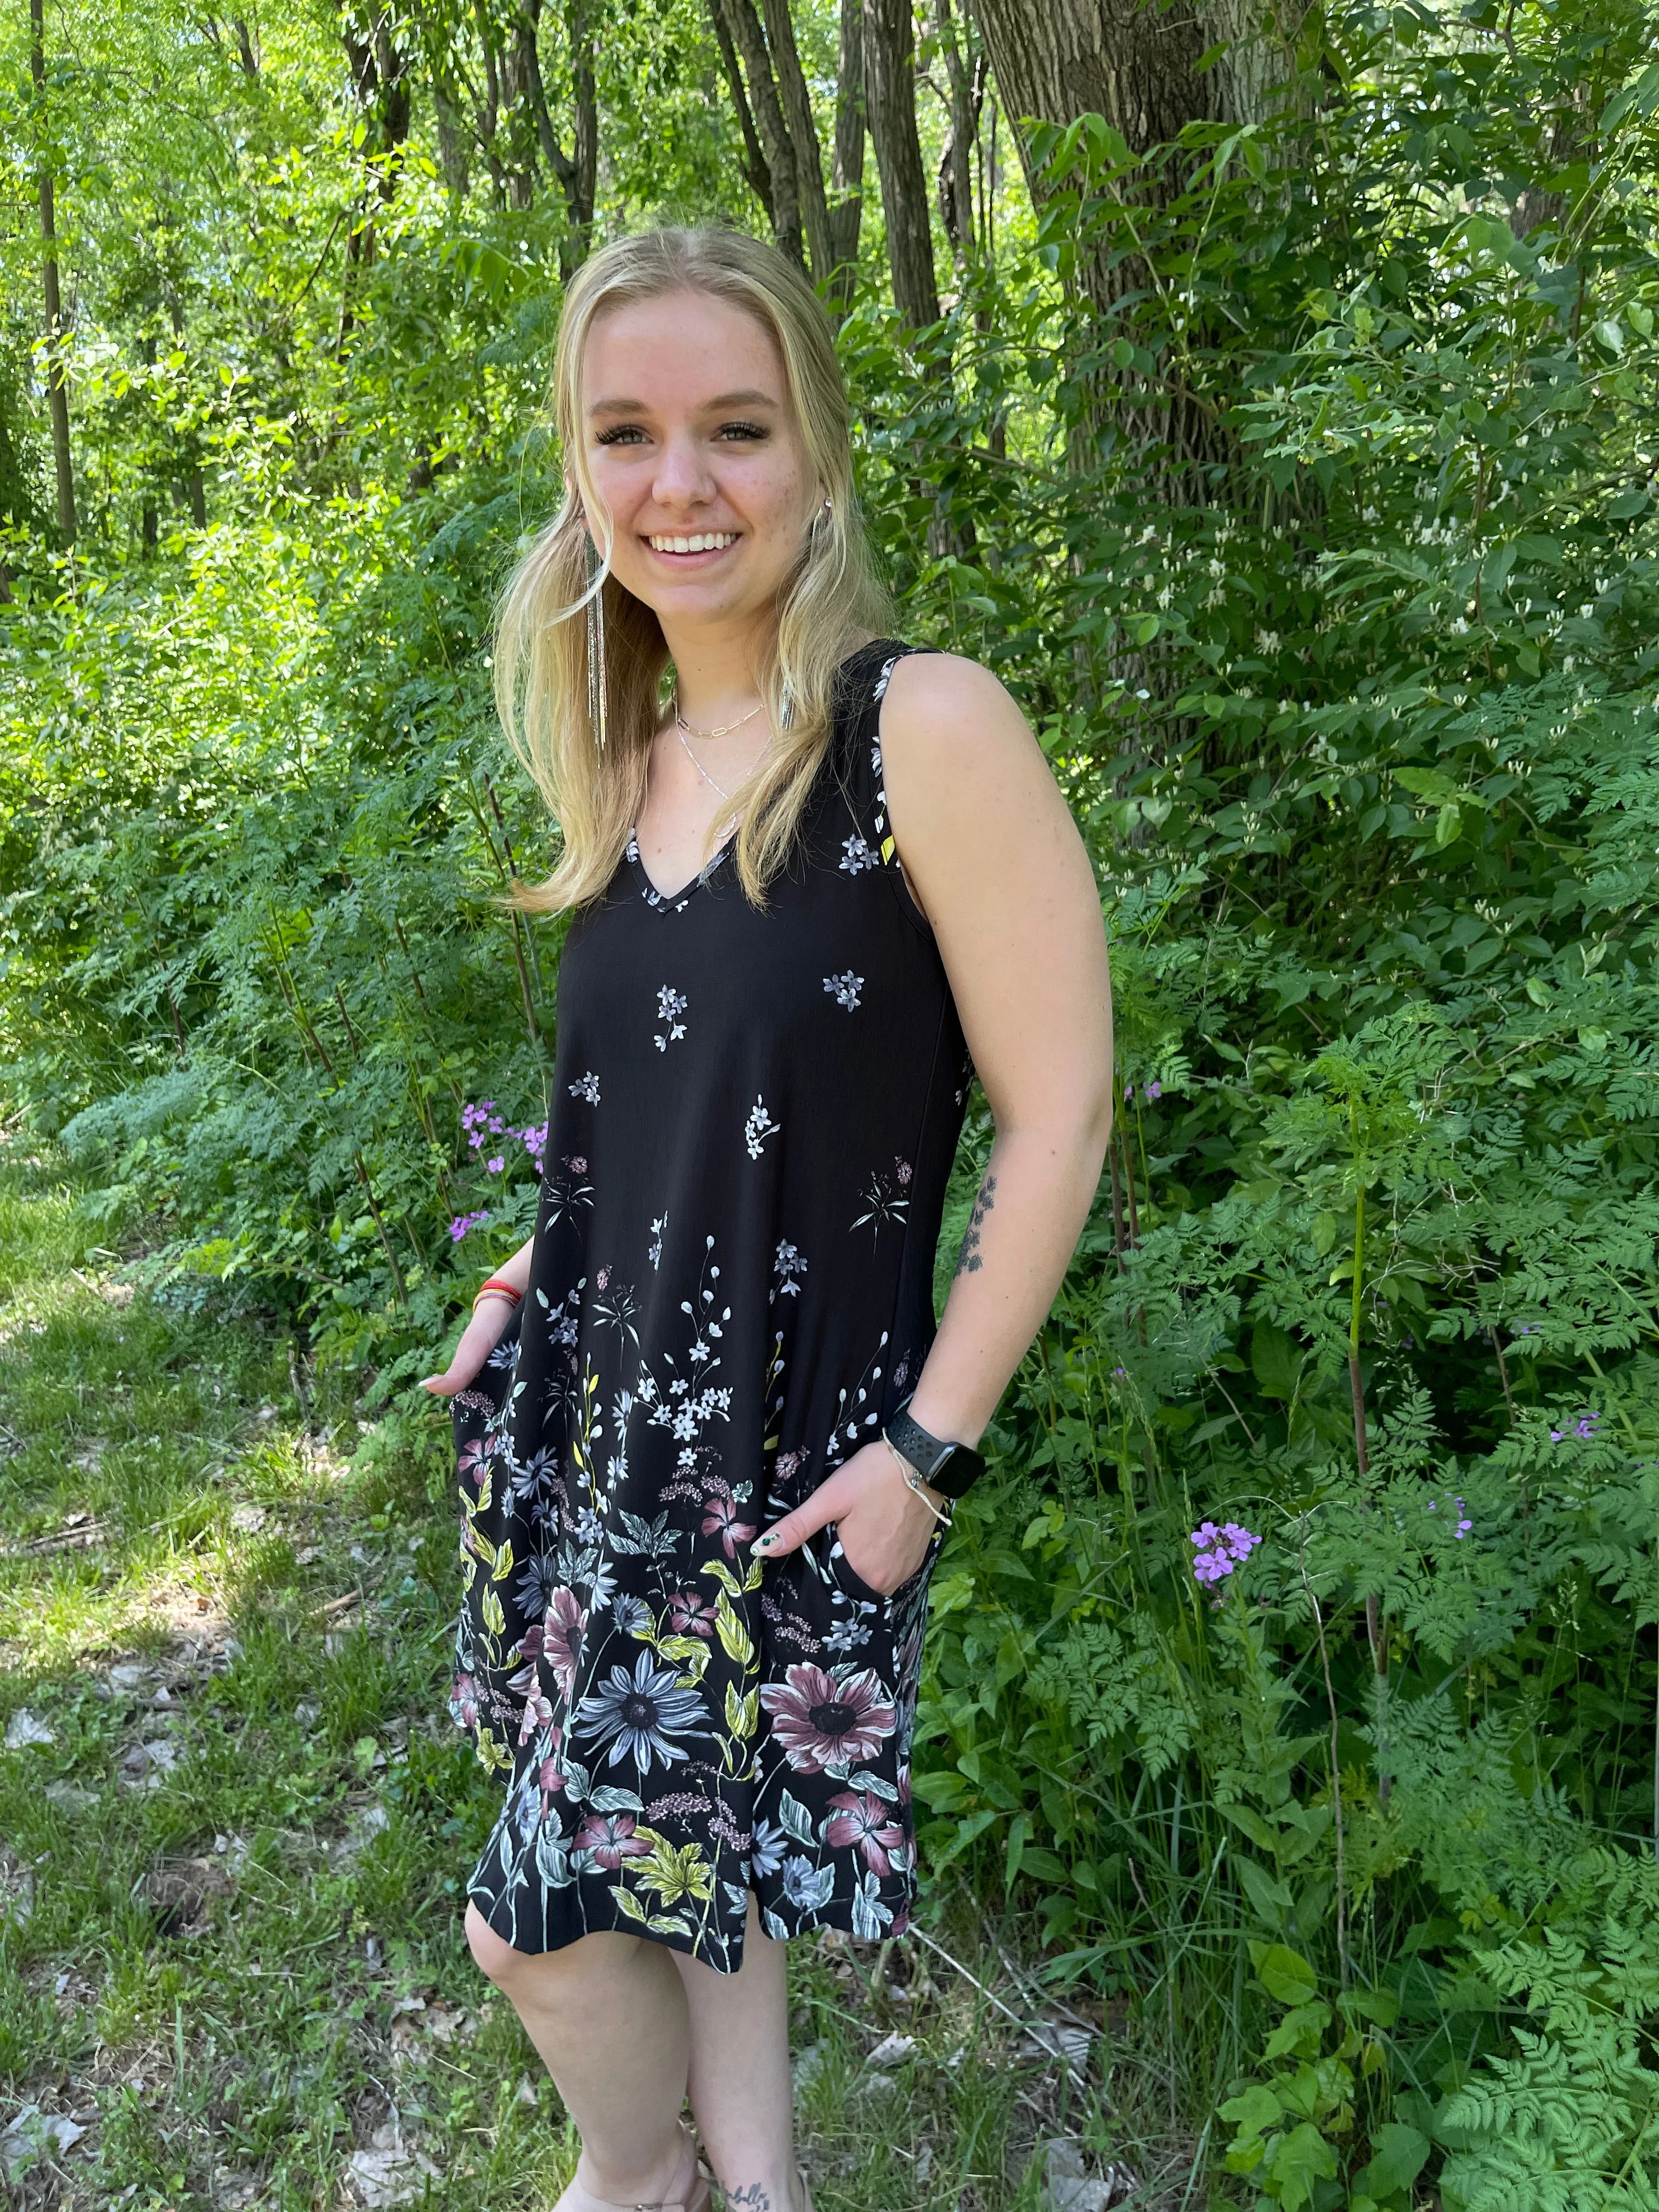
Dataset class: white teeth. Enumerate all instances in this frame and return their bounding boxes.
[647,532,737,554]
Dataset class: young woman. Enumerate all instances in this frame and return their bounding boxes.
[422,228,1113,2212]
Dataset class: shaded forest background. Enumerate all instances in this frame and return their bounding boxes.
[4,0,1659,2203]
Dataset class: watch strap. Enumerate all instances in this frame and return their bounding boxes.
[884,1402,986,1500]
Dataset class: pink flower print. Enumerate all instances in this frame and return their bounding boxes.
[450,1672,479,1730]
[896,1160,912,1187]
[573,1812,652,1871]
[517,1685,554,1744]
[568,1156,588,1175]
[668,1590,717,1638]
[458,1437,488,1491]
[543,1587,589,1701]
[759,1663,897,1775]
[823,1788,906,1875]
[701,1483,758,1560]
[596,1267,610,1291]
[537,1728,566,1798]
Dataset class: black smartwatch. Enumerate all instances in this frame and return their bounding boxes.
[883,1398,987,1500]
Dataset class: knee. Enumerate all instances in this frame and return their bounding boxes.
[465,1899,527,1990]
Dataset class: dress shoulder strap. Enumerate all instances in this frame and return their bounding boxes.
[830,637,936,867]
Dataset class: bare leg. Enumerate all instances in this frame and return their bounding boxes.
[673,1897,806,2212]
[466,1901,698,2205]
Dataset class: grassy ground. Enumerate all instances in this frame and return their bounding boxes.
[0,1141,1194,2212]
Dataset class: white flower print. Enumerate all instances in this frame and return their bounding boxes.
[773,1241,807,1297]
[654,986,688,1051]
[825,1331,889,1466]
[569,1070,601,1104]
[744,1096,781,1160]
[648,1214,667,1269]
[823,970,864,1011]
[839,834,878,875]
[873,653,900,701]
[851,1157,912,1239]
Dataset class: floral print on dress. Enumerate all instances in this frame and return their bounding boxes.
[743,1097,781,1159]
[654,987,688,1051]
[851,1158,912,1241]
[452,641,963,1972]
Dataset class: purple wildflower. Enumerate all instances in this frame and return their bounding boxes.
[1147,1080,1163,1100]
[1190,1520,1260,1585]
[449,1209,489,1242]
[486,1154,505,1174]
[1124,1083,1134,1101]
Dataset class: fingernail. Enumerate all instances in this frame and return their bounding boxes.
[754,1533,776,1551]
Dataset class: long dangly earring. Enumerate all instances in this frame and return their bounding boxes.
[584,532,608,752]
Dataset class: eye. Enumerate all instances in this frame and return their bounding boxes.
[716,420,769,442]
[594,424,647,447]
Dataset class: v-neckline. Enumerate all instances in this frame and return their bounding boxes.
[628,827,737,909]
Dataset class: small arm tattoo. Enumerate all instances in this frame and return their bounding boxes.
[954,1172,997,1277]
[725,2189,772,2211]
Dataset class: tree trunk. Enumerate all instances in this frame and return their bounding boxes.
[708,0,776,213]
[30,0,75,544]
[971,0,1295,480]
[863,0,939,327]
[710,0,805,267]
[826,0,866,305]
[566,0,597,255]
[933,0,985,272]
[759,0,835,285]
[973,0,1219,173]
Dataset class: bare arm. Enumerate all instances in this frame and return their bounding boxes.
[885,652,1114,1445]
[754,653,1113,1588]
[420,1231,537,1396]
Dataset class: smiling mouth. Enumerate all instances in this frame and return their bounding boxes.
[645,531,739,555]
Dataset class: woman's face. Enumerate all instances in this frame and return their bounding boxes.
[579,289,819,644]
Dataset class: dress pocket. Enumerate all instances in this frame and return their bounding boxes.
[824,1519,944,1614]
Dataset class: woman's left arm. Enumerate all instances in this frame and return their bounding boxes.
[753,653,1114,1589]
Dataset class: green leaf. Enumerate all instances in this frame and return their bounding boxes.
[1251,1942,1319,2005]
[1265,2121,1339,2207]
[1220,2083,1282,2140]
[1251,1322,1302,1401]
[1237,1854,1295,1927]
[1353,2122,1430,2197]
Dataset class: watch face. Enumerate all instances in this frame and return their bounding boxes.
[931,1444,986,1499]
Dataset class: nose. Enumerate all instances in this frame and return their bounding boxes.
[651,431,716,513]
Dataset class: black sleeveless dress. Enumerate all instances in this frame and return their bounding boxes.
[450,640,970,1972]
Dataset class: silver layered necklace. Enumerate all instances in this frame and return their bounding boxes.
[674,697,764,803]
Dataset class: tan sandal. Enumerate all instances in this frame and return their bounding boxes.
[555,2121,711,2212]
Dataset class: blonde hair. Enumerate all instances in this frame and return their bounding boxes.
[495,228,892,911]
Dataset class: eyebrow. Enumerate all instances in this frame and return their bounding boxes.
[586,388,781,415]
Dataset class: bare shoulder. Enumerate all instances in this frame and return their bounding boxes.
[879,649,1040,771]
[879,648,1073,858]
